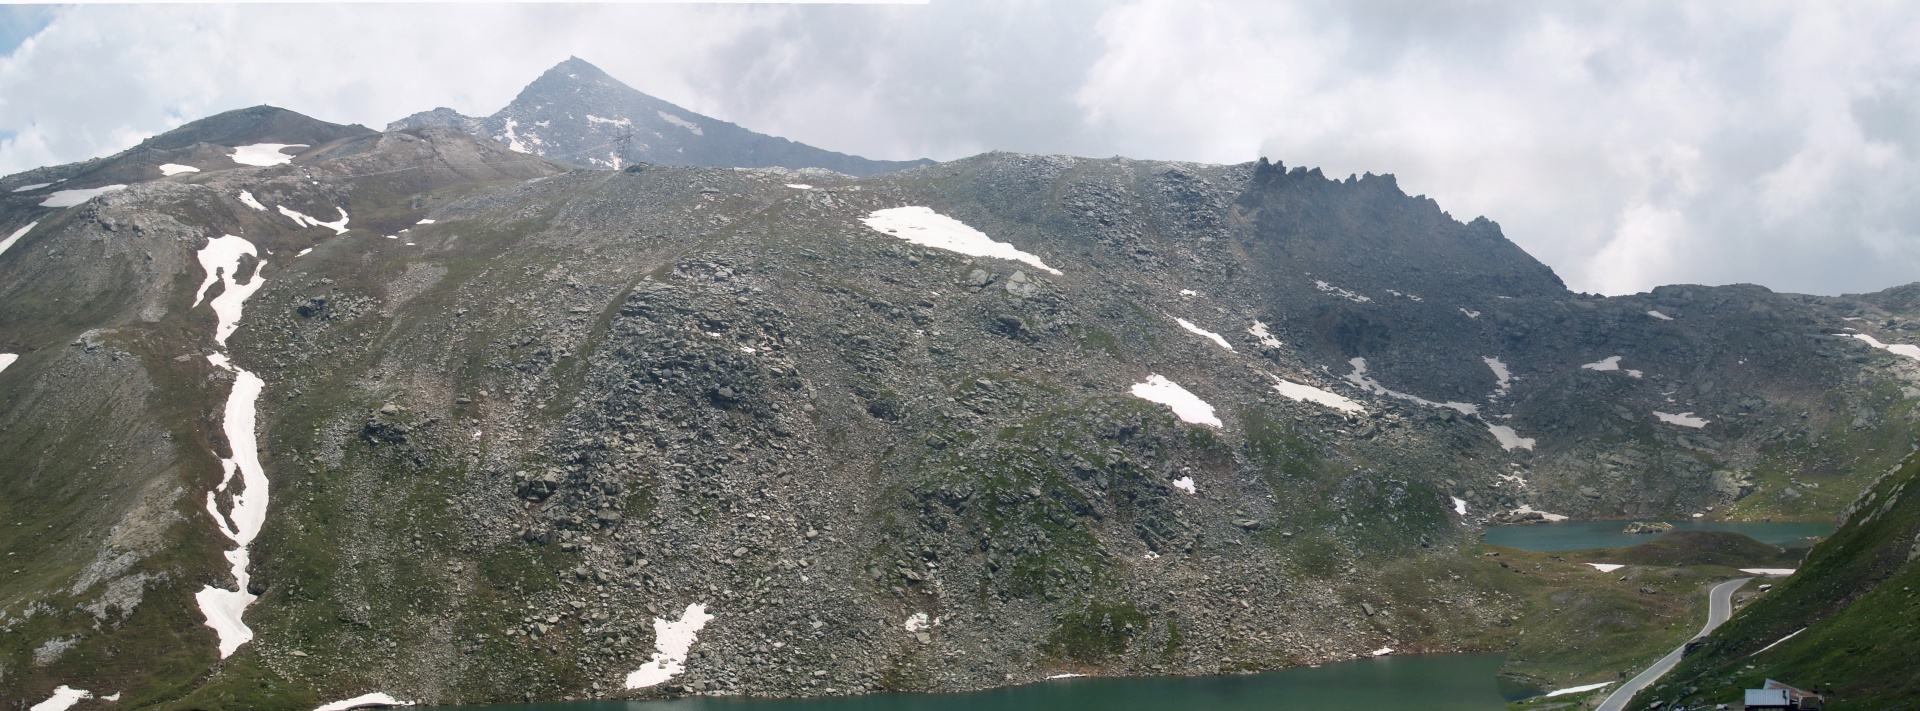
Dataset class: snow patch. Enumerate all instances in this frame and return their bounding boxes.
[39,184,126,208]
[1179,288,1197,296]
[1,221,38,257]
[861,206,1060,275]
[1484,356,1512,398]
[904,612,930,632]
[499,118,529,154]
[277,205,350,235]
[1486,425,1536,451]
[1270,378,1364,414]
[657,111,704,135]
[1371,647,1394,656]
[1544,681,1613,697]
[624,603,714,689]
[0,353,16,374]
[1129,374,1222,427]
[586,114,632,127]
[237,191,266,211]
[159,163,200,176]
[1460,307,1480,319]
[1647,310,1673,321]
[1581,356,1622,372]
[296,248,313,257]
[191,235,267,346]
[11,182,52,192]
[1248,321,1282,348]
[416,218,435,225]
[1739,568,1796,576]
[312,693,414,711]
[197,360,267,657]
[1842,333,1920,362]
[1174,318,1234,351]
[1047,673,1087,680]
[1314,280,1371,302]
[30,686,92,711]
[1171,476,1196,494]
[785,184,813,190]
[229,143,307,167]
[1342,358,1478,415]
[1654,411,1710,428]
[1451,496,1468,516]
[1586,563,1624,573]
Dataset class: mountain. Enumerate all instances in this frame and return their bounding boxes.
[388,57,932,176]
[4,104,1920,708]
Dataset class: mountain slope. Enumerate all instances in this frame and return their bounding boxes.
[1657,452,1920,708]
[5,109,1920,708]
[389,57,932,176]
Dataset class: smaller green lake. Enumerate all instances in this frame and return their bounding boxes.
[1481,519,1834,551]
[419,654,1520,711]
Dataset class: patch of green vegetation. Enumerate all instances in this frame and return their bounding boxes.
[1045,601,1149,663]
[1079,325,1124,360]
[1661,452,1920,708]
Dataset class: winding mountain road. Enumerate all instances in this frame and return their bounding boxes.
[1596,577,1753,711]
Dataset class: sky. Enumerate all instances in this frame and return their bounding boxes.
[3,1,1919,297]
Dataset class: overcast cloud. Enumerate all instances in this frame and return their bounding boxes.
[3,1,1919,296]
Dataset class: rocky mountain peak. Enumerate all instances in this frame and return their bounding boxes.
[387,57,931,176]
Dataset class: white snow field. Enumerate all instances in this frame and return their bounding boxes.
[197,360,268,658]
[188,233,275,658]
[499,119,529,153]
[1843,333,1920,361]
[1460,308,1480,319]
[1544,681,1613,697]
[625,603,715,689]
[1,221,38,257]
[785,183,813,190]
[1653,411,1710,428]
[1248,321,1282,348]
[191,235,267,346]
[1171,476,1196,494]
[38,184,126,208]
[1270,378,1365,414]
[586,114,632,127]
[30,686,92,711]
[1174,317,1234,351]
[1586,563,1625,573]
[159,163,200,176]
[1739,568,1796,576]
[416,218,435,225]
[12,182,52,192]
[1484,357,1512,398]
[861,207,1061,275]
[229,143,307,166]
[1486,425,1537,451]
[238,191,267,211]
[277,205,350,235]
[0,353,17,374]
[1451,497,1468,515]
[1582,355,1622,371]
[1647,310,1673,321]
[1128,375,1222,427]
[312,693,413,711]
[658,110,704,135]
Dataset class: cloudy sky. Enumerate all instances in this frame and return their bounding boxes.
[3,1,1918,297]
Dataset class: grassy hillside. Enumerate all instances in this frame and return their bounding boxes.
[1657,451,1920,709]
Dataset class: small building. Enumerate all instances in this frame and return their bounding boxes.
[1743,679,1824,710]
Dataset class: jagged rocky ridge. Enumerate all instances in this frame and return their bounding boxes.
[390,57,931,177]
[1,105,1918,708]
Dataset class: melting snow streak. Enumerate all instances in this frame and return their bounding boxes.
[312,693,413,711]
[1842,333,1920,362]
[1174,318,1233,351]
[0,221,37,257]
[1270,378,1364,414]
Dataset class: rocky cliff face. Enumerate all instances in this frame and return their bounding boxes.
[1,106,1918,708]
[389,57,932,177]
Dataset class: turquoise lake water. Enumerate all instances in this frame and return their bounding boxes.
[1480,519,1834,551]
[420,653,1518,711]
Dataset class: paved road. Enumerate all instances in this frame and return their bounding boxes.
[1596,577,1752,711]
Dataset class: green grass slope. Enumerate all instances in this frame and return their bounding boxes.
[1658,451,1920,709]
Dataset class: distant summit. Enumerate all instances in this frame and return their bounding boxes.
[389,57,932,177]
